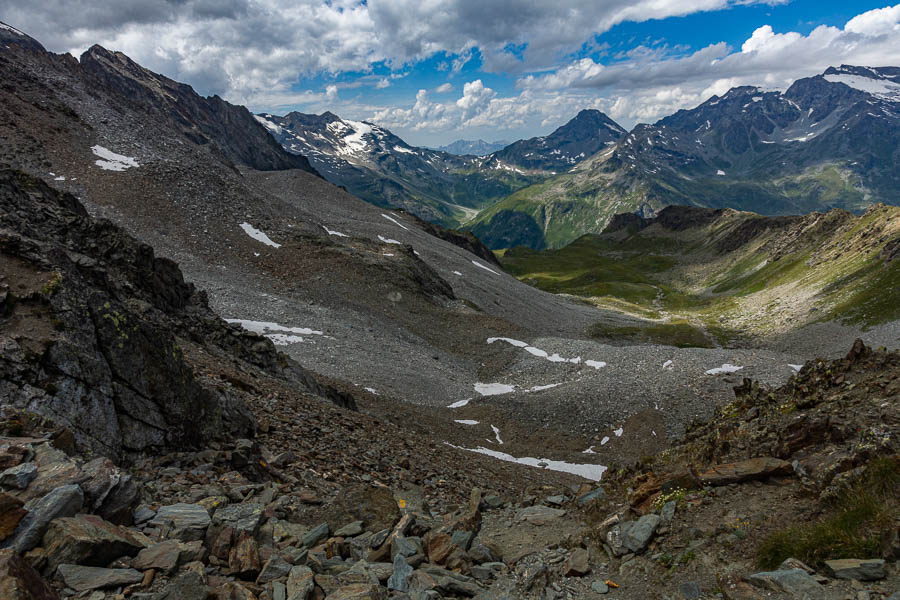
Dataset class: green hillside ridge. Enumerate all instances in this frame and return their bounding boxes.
[501,204,900,345]
[470,156,876,250]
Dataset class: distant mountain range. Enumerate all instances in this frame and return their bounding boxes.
[255,111,542,225]
[466,65,900,249]
[436,139,509,155]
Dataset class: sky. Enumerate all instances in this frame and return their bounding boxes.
[3,1,900,146]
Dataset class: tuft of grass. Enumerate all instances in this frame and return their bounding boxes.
[756,455,900,569]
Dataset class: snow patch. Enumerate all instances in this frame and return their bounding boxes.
[716,169,726,176]
[225,319,323,345]
[789,364,804,372]
[447,444,607,481]
[364,387,378,395]
[448,398,471,408]
[91,145,138,171]
[53,176,65,181]
[472,260,500,275]
[613,427,624,437]
[824,73,900,102]
[453,271,463,276]
[253,115,283,135]
[491,425,503,444]
[378,235,402,245]
[487,337,529,348]
[585,360,607,369]
[323,226,348,237]
[240,223,281,248]
[662,360,674,370]
[530,383,561,392]
[474,383,515,396]
[706,363,744,375]
[381,213,409,230]
[600,436,610,446]
[455,420,479,425]
[393,145,415,154]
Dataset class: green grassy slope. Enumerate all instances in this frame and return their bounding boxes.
[501,204,900,344]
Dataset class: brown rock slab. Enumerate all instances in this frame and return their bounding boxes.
[699,458,793,486]
[133,540,182,574]
[55,565,142,592]
[40,514,146,575]
[0,494,26,542]
[565,548,590,577]
[228,533,261,580]
[0,549,58,600]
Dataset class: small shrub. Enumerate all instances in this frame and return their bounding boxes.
[757,455,899,569]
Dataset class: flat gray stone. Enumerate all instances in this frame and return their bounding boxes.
[151,503,210,532]
[56,564,143,591]
[591,580,609,594]
[1,483,83,553]
[301,522,329,548]
[211,502,263,536]
[257,555,294,584]
[334,520,364,538]
[515,505,566,523]
[747,569,824,596]
[387,554,413,592]
[607,514,660,556]
[0,462,38,489]
[824,558,885,581]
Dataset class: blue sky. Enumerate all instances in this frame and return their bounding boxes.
[5,0,900,146]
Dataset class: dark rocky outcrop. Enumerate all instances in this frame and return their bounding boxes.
[79,46,318,175]
[0,170,355,461]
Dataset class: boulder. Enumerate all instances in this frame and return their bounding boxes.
[0,463,37,490]
[286,565,314,600]
[40,514,146,574]
[155,570,210,600]
[0,549,58,600]
[0,494,26,542]
[256,555,293,584]
[1,485,83,554]
[96,474,141,526]
[334,521,364,538]
[746,569,824,596]
[564,549,590,577]
[0,444,29,470]
[55,565,142,592]
[133,540,183,574]
[228,532,260,580]
[209,503,263,540]
[387,554,412,592]
[606,514,660,556]
[214,581,256,600]
[301,523,329,548]
[150,503,211,541]
[824,558,885,581]
[17,460,85,502]
[79,458,120,510]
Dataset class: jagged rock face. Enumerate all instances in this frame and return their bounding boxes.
[489,109,626,172]
[0,170,258,459]
[78,46,317,175]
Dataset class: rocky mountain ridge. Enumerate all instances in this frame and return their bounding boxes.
[254,111,541,226]
[467,65,900,249]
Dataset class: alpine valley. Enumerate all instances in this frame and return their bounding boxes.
[1,17,900,600]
